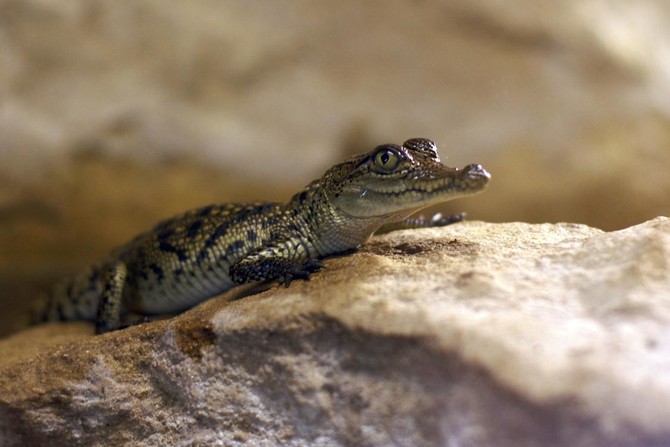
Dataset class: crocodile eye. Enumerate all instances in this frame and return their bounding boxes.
[373,147,400,172]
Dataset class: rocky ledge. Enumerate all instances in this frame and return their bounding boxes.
[1,219,669,447]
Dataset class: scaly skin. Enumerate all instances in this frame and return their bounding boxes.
[39,138,491,333]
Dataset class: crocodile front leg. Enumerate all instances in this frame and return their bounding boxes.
[229,240,323,287]
[375,212,466,234]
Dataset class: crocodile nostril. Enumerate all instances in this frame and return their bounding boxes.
[464,164,490,178]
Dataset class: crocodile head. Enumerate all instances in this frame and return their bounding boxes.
[323,138,490,219]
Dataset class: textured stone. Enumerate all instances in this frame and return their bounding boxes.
[1,219,669,446]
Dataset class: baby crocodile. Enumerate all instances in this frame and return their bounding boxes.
[40,138,490,333]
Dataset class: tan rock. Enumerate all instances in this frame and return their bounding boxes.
[1,219,669,446]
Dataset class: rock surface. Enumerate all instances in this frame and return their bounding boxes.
[1,219,669,447]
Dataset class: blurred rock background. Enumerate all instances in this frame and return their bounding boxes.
[1,0,669,336]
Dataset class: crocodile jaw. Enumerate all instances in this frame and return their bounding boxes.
[332,163,491,219]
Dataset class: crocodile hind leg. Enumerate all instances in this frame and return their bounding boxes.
[95,262,128,334]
